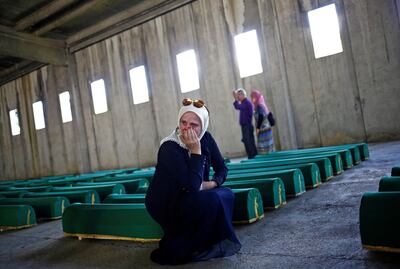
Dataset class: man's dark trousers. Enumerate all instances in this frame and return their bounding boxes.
[241,123,257,159]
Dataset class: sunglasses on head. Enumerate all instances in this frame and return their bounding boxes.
[182,98,205,108]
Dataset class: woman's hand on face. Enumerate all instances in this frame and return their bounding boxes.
[200,181,217,190]
[180,127,201,155]
[256,128,260,136]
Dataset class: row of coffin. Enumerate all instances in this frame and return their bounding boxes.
[0,143,369,242]
[360,166,400,253]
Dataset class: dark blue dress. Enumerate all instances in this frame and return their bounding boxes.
[145,131,241,264]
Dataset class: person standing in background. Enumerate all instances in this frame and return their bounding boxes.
[250,89,275,154]
[233,88,258,159]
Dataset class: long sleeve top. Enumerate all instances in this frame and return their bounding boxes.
[255,105,268,129]
[145,131,228,228]
[233,98,253,125]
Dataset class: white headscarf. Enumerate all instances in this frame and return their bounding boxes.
[177,103,209,140]
[161,103,209,149]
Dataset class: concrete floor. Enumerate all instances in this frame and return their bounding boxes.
[1,141,400,269]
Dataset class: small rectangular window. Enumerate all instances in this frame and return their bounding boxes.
[129,65,150,104]
[59,91,73,123]
[9,109,20,136]
[176,49,200,93]
[90,79,108,114]
[32,101,45,130]
[234,30,263,78]
[308,4,343,59]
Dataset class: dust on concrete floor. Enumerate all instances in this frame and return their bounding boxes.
[1,141,400,269]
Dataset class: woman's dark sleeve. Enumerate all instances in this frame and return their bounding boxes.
[157,142,204,192]
[256,109,264,129]
[208,135,228,186]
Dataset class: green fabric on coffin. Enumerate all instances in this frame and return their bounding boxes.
[391,167,400,176]
[231,188,264,224]
[341,146,361,165]
[255,150,353,170]
[227,157,333,182]
[0,184,14,191]
[47,177,93,187]
[359,192,400,253]
[135,185,149,194]
[0,197,69,219]
[378,176,400,191]
[7,185,53,192]
[256,143,364,164]
[223,178,286,209]
[226,169,305,197]
[243,153,343,176]
[62,203,163,242]
[23,190,100,204]
[52,184,125,201]
[40,175,69,181]
[101,169,155,183]
[75,178,148,194]
[224,163,321,189]
[0,205,37,231]
[356,143,369,161]
[104,194,146,204]
[0,190,28,198]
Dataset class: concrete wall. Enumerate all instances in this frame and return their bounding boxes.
[0,0,399,179]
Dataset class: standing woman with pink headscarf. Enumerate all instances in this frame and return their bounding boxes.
[250,90,275,154]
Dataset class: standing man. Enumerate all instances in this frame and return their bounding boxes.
[233,88,258,159]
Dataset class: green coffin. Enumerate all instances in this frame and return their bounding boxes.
[7,185,53,192]
[345,146,361,165]
[0,197,69,219]
[391,167,400,177]
[228,157,333,182]
[75,178,148,194]
[135,186,149,194]
[62,203,163,242]
[0,185,14,191]
[246,153,343,176]
[52,183,125,201]
[227,169,305,197]
[259,143,364,164]
[0,205,37,231]
[231,188,264,224]
[359,192,400,253]
[104,194,146,204]
[47,177,92,186]
[378,176,400,191]
[223,178,286,209]
[101,169,155,183]
[357,143,369,161]
[23,190,100,204]
[224,163,321,189]
[256,150,352,170]
[0,190,28,198]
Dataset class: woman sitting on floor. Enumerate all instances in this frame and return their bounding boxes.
[145,98,241,265]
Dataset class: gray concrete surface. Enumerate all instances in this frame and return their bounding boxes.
[1,0,400,180]
[1,140,400,269]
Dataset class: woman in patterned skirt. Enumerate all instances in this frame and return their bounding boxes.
[250,90,274,154]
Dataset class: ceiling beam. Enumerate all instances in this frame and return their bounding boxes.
[33,0,104,35]
[0,61,45,86]
[15,0,77,31]
[68,0,195,52]
[0,25,67,66]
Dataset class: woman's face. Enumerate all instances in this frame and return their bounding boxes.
[251,95,257,105]
[179,112,202,137]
